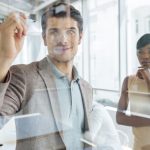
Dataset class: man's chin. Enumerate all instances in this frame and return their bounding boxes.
[56,57,74,63]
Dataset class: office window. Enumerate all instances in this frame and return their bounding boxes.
[87,0,119,90]
[126,0,150,74]
[135,19,139,34]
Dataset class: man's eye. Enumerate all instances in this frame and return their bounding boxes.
[49,30,58,35]
[138,51,142,54]
[67,29,76,35]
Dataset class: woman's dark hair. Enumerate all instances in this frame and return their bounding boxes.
[41,0,83,36]
[136,33,150,50]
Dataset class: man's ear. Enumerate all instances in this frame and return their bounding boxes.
[42,34,47,46]
[78,32,83,44]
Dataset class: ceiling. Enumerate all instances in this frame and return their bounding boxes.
[0,0,56,16]
[0,0,77,14]
[0,0,77,22]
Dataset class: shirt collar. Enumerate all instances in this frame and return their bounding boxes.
[46,56,80,81]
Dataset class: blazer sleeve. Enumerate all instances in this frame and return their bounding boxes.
[0,65,26,116]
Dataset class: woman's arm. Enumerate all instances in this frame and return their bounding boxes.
[116,76,150,127]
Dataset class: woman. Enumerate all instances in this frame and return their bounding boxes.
[116,34,150,150]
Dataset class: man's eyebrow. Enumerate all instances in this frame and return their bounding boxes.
[48,28,58,31]
[68,27,77,30]
[48,27,77,31]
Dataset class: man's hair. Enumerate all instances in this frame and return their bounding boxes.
[136,33,150,50]
[41,0,83,36]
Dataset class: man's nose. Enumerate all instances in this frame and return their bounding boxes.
[57,32,68,44]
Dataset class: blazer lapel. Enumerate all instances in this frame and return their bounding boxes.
[78,79,93,150]
[78,79,93,131]
[37,58,64,138]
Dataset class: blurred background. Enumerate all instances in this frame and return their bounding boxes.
[0,0,150,149]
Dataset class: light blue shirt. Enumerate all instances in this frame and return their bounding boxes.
[47,56,84,150]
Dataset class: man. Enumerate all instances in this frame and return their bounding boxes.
[116,33,150,150]
[0,1,93,150]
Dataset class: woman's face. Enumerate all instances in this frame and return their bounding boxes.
[137,44,150,68]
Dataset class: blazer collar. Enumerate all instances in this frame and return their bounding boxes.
[46,56,80,81]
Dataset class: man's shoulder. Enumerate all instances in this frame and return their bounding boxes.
[79,78,92,89]
[10,57,47,73]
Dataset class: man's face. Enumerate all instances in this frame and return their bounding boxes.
[43,17,82,63]
[137,44,150,68]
